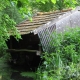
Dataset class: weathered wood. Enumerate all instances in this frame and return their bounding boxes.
[6,49,37,53]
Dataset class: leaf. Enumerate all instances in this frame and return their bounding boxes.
[41,1,46,4]
[36,0,46,4]
[51,0,56,4]
[36,0,40,2]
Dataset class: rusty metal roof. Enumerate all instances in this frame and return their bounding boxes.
[16,9,72,35]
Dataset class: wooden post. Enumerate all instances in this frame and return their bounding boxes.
[6,49,37,53]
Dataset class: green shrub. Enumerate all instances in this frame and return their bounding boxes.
[36,27,80,80]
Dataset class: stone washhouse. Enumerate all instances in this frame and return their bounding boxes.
[6,7,80,71]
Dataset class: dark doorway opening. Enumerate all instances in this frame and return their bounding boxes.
[9,53,41,72]
[6,33,42,72]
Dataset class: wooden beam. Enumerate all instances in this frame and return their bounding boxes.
[6,49,37,53]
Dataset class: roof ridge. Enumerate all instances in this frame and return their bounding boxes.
[36,8,72,15]
[17,8,72,26]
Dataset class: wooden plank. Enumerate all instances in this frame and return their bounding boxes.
[6,49,37,53]
[18,31,31,35]
[17,13,64,26]
[17,9,71,27]
[17,13,65,27]
[17,25,41,30]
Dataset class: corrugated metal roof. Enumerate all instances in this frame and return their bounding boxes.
[16,9,72,35]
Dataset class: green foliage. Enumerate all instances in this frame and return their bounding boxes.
[36,27,80,80]
[0,0,22,41]
[20,72,36,80]
[31,0,77,12]
[4,6,23,24]
[0,1,22,79]
[0,59,12,80]
[78,0,80,3]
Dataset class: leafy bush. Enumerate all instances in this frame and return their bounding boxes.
[36,27,80,80]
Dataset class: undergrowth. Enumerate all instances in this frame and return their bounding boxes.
[36,27,80,80]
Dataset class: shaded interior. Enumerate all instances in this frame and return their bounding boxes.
[6,33,42,71]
